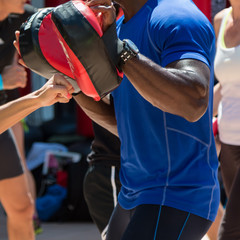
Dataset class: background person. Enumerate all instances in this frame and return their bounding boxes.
[213,0,240,239]
[0,1,39,239]
[84,120,121,240]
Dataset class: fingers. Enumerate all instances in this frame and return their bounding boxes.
[86,0,115,31]
[86,0,113,7]
[13,31,28,68]
[46,74,75,99]
[86,0,114,13]
[51,73,74,92]
[17,58,28,68]
[13,31,20,56]
[53,86,72,101]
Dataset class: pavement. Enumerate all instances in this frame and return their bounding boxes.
[0,207,101,240]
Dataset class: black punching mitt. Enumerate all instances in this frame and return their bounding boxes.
[19,7,81,94]
[19,0,123,101]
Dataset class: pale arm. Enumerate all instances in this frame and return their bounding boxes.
[0,74,73,134]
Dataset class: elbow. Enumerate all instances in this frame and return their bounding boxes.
[185,94,209,122]
[185,103,208,122]
[186,82,209,122]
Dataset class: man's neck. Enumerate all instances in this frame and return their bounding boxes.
[118,0,148,22]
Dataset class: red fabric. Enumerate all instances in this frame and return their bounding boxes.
[56,170,68,188]
[76,106,94,137]
[45,0,69,7]
[18,69,32,96]
[117,7,124,20]
[52,18,100,101]
[212,117,218,137]
[38,3,102,101]
[39,12,75,79]
[72,0,103,37]
[193,0,211,21]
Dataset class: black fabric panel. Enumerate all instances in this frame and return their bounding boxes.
[19,8,58,79]
[88,122,120,167]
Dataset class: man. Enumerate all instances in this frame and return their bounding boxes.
[71,0,220,239]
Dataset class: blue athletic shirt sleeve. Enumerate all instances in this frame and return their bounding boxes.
[149,1,215,68]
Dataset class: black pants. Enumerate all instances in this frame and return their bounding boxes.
[106,204,212,240]
[0,129,23,180]
[83,163,121,239]
[218,142,240,240]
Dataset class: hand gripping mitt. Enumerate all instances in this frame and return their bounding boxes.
[18,0,123,100]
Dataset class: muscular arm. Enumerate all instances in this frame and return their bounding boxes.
[74,55,209,135]
[122,56,210,122]
[85,0,210,122]
[73,93,118,136]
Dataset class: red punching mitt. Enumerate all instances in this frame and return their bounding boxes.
[19,0,122,101]
[19,7,81,94]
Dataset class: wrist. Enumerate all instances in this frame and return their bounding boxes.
[0,74,4,90]
[118,39,139,70]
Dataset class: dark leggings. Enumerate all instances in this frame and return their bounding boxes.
[218,142,240,240]
[106,204,212,240]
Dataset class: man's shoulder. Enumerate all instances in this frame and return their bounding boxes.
[150,0,213,38]
[152,0,208,23]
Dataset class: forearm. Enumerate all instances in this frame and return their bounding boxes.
[0,93,40,134]
[73,92,118,136]
[123,55,209,122]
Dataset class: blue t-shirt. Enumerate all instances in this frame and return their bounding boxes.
[112,0,220,221]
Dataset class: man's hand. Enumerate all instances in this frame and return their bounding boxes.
[85,0,116,32]
[35,73,74,107]
[2,52,27,89]
[13,31,27,68]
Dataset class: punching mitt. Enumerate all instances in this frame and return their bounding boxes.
[18,0,123,101]
[19,7,81,94]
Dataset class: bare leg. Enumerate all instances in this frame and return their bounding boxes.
[205,203,224,240]
[0,174,35,240]
[204,136,224,240]
[11,122,37,208]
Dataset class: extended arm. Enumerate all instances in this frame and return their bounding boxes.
[122,56,210,122]
[73,93,118,136]
[86,0,210,123]
[74,54,209,136]
[0,74,73,134]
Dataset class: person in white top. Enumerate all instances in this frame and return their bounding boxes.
[213,0,240,239]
